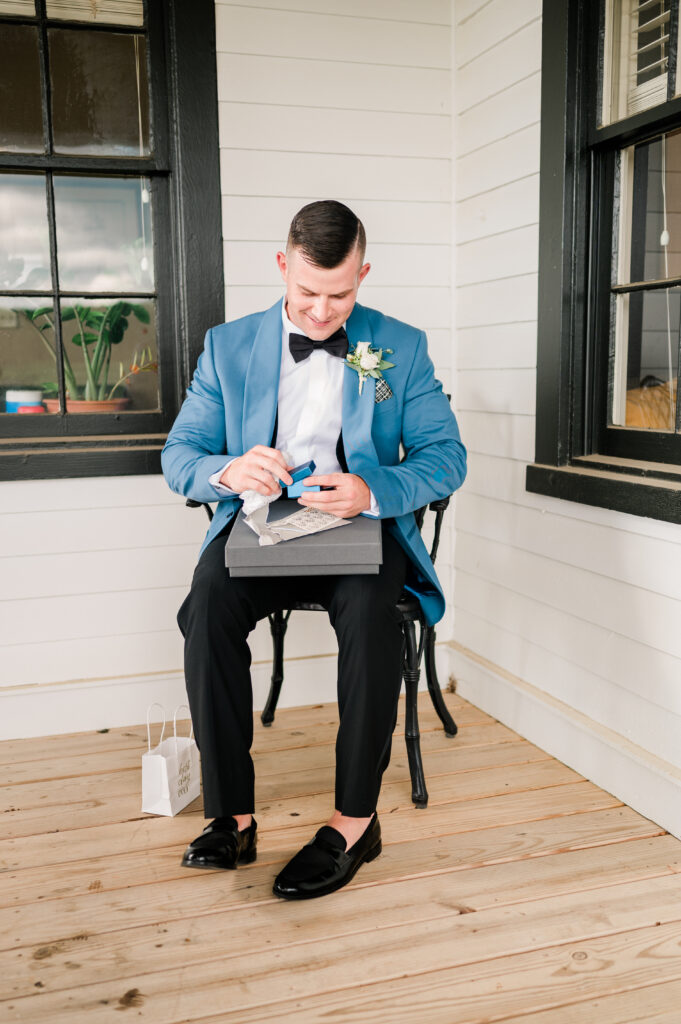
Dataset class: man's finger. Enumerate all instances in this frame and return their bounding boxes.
[297,488,341,504]
[245,468,281,492]
[251,446,292,479]
[246,454,292,485]
[305,474,343,487]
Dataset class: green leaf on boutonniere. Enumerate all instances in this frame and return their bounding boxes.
[345,342,395,395]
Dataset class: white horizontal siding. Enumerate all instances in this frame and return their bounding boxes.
[217,54,450,116]
[457,123,540,199]
[457,224,538,285]
[222,196,451,245]
[215,5,450,68]
[218,103,450,159]
[457,174,539,244]
[456,410,535,461]
[457,17,542,111]
[455,0,540,64]
[457,273,538,327]
[452,0,681,822]
[457,323,538,370]
[218,0,450,24]
[220,150,450,202]
[455,572,681,724]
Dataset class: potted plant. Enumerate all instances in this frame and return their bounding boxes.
[20,300,157,412]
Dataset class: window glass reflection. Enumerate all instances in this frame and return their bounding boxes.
[0,297,58,415]
[628,130,681,283]
[0,174,51,291]
[46,0,142,25]
[623,288,680,431]
[52,297,158,412]
[53,176,153,292]
[50,29,149,156]
[0,24,43,153]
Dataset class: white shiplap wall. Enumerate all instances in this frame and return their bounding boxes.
[450,0,681,837]
[0,0,454,738]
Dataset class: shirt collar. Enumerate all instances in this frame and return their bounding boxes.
[281,300,298,339]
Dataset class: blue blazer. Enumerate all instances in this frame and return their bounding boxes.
[162,300,467,625]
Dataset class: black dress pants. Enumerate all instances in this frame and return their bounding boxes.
[177,518,408,818]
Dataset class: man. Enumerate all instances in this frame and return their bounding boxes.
[162,200,466,900]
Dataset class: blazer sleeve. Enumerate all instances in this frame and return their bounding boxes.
[161,328,237,503]
[359,331,467,519]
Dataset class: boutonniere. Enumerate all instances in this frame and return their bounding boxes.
[345,341,395,396]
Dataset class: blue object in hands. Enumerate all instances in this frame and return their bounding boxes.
[288,479,320,498]
[281,460,318,498]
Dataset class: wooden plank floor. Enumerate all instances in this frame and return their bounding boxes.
[2,691,681,1023]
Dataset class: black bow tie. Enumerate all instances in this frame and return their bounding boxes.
[288,326,348,364]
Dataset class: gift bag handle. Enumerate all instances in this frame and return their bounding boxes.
[173,704,194,741]
[146,702,166,752]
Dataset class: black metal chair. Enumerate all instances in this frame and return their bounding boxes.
[186,496,457,807]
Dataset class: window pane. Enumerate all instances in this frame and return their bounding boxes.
[626,130,681,283]
[0,173,51,291]
[53,176,153,292]
[0,297,59,415]
[603,0,672,124]
[635,0,670,87]
[0,24,44,153]
[0,1,36,13]
[46,0,143,26]
[615,288,680,429]
[53,297,158,412]
[49,29,149,156]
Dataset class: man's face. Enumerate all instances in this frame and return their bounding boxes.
[276,245,370,341]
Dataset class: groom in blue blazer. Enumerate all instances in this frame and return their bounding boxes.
[162,201,466,899]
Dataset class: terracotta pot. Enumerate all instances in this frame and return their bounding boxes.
[43,397,131,414]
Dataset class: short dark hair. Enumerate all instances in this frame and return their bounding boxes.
[287,200,366,268]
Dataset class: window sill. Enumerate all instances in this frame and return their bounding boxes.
[0,435,165,481]
[526,456,681,524]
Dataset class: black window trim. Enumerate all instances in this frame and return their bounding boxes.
[0,0,224,480]
[528,0,681,525]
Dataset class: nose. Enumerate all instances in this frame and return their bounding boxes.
[311,296,331,322]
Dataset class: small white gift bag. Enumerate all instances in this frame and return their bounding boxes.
[142,703,201,816]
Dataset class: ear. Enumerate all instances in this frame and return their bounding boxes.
[358,262,371,285]
[276,250,288,281]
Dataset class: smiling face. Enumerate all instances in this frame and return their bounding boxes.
[276,245,371,341]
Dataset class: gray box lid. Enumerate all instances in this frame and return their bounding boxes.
[226,499,382,576]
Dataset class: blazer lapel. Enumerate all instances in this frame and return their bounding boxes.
[242,299,282,452]
[342,303,380,474]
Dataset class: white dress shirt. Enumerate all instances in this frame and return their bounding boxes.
[208,302,379,514]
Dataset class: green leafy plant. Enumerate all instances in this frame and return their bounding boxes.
[21,301,154,401]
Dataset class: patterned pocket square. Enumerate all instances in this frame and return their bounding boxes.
[375,377,393,404]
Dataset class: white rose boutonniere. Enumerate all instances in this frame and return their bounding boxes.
[345,342,395,395]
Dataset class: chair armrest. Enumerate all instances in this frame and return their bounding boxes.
[185,498,214,522]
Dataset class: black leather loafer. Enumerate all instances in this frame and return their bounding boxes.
[181,816,257,870]
[272,813,381,900]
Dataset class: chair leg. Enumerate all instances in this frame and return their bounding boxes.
[402,621,428,808]
[261,610,290,726]
[424,627,457,737]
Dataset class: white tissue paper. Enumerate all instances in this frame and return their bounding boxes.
[239,452,290,546]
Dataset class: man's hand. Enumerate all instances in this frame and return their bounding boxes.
[297,473,371,518]
[220,446,293,495]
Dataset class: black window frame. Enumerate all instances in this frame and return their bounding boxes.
[527,0,681,523]
[0,0,224,480]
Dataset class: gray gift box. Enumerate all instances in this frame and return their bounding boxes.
[226,499,382,577]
